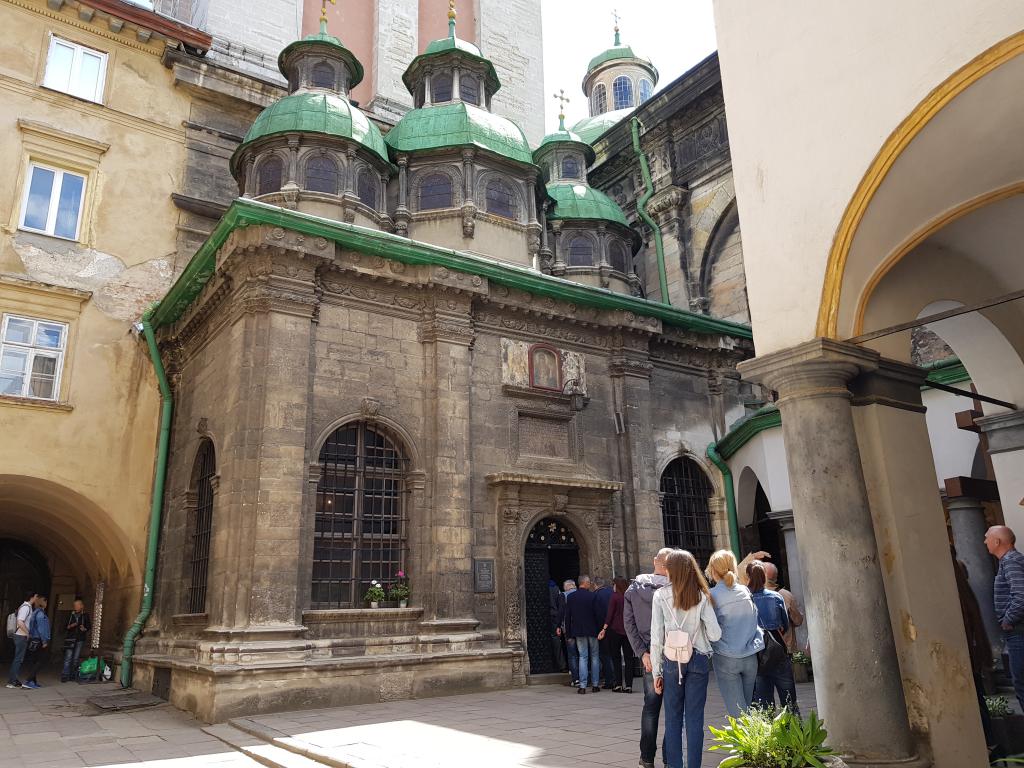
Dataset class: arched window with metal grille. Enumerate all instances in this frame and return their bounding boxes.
[311,62,335,89]
[561,155,580,179]
[612,76,634,110]
[357,168,379,209]
[186,440,216,614]
[485,178,516,219]
[257,156,283,196]
[459,75,480,105]
[312,422,409,608]
[639,78,654,104]
[660,457,715,566]
[419,173,453,210]
[591,83,607,115]
[305,155,339,194]
[431,72,453,103]
[608,239,629,272]
[567,236,594,266]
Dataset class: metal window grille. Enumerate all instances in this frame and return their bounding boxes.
[567,236,594,266]
[357,170,378,209]
[591,83,607,115]
[312,422,408,608]
[608,240,629,272]
[459,75,480,105]
[257,157,283,195]
[612,76,634,110]
[306,156,339,194]
[660,458,715,566]
[186,440,216,614]
[431,72,453,102]
[639,78,653,104]
[560,156,579,179]
[419,174,453,210]
[311,62,335,89]
[485,179,515,219]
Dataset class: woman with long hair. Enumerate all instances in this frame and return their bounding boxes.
[650,550,722,768]
[747,560,799,714]
[705,549,763,716]
[599,576,635,692]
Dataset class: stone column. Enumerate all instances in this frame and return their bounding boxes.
[739,339,924,768]
[947,496,1002,658]
[768,509,808,651]
[344,147,356,195]
[976,410,1024,534]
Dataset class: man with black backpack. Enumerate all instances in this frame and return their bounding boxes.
[6,591,38,688]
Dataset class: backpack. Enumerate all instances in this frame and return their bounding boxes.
[5,612,16,638]
[662,594,708,683]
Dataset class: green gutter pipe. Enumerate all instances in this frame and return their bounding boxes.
[631,117,670,306]
[707,442,741,560]
[120,309,173,688]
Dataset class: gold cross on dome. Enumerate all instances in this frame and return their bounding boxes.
[321,0,336,25]
[553,89,570,129]
[612,9,620,30]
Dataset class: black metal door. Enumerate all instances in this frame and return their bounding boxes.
[524,549,554,674]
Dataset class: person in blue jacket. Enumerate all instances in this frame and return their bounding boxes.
[23,595,51,689]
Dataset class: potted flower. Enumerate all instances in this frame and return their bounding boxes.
[388,570,410,608]
[709,707,846,767]
[988,696,1024,758]
[364,581,385,608]
[792,651,813,684]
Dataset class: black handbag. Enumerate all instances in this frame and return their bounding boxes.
[756,625,788,673]
[27,638,41,653]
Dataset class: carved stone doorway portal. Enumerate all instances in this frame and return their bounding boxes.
[524,518,580,674]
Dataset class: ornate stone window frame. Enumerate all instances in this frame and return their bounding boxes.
[527,342,562,392]
[411,165,463,212]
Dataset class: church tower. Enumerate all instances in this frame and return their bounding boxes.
[581,18,658,118]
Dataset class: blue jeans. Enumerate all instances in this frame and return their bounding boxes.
[714,653,758,717]
[8,635,27,683]
[575,636,600,688]
[1006,634,1024,713]
[62,641,85,681]
[566,637,579,682]
[754,655,799,715]
[662,653,711,768]
[640,670,665,764]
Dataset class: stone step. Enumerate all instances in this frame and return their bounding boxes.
[204,723,335,768]
[224,718,389,768]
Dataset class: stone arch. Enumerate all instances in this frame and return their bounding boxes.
[312,412,422,473]
[474,169,526,223]
[254,152,286,196]
[699,199,748,323]
[564,230,599,267]
[410,165,463,212]
[736,464,762,530]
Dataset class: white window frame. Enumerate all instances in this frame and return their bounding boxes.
[18,162,88,241]
[0,314,68,402]
[43,35,108,104]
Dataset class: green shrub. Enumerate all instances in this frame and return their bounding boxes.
[791,652,812,666]
[708,707,837,768]
[986,696,1014,718]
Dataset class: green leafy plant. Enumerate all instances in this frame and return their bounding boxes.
[709,707,837,768]
[986,696,1014,718]
[791,652,812,666]
[388,570,410,601]
[364,580,386,603]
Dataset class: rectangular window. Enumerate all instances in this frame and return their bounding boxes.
[19,164,86,240]
[42,36,107,103]
[0,314,68,401]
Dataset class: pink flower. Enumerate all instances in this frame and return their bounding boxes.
[396,570,405,578]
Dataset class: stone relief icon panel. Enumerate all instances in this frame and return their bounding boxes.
[500,338,586,394]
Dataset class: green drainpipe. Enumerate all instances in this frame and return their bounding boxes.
[630,117,670,305]
[120,308,173,688]
[707,442,741,560]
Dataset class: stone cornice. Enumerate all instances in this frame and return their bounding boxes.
[485,472,623,492]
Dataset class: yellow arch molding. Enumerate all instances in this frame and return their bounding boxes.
[852,183,1024,335]
[817,29,1024,338]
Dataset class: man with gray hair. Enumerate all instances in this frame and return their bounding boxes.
[763,561,804,653]
[565,574,601,693]
[558,579,578,685]
[624,549,672,768]
[986,525,1024,711]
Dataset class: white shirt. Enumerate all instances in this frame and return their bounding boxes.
[650,589,722,679]
[15,602,32,637]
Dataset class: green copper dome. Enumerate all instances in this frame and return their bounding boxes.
[278,31,365,87]
[231,92,389,171]
[587,44,656,74]
[546,182,628,226]
[402,36,500,95]
[571,108,634,145]
[386,102,532,165]
[535,127,596,165]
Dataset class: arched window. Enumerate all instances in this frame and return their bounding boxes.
[256,156,283,196]
[485,179,516,219]
[311,62,335,89]
[305,155,339,194]
[567,236,594,266]
[186,440,216,614]
[459,75,480,105]
[431,72,453,103]
[608,239,629,272]
[660,457,715,566]
[591,83,607,115]
[639,78,653,104]
[561,155,580,179]
[419,173,453,210]
[313,422,408,608]
[529,345,561,390]
[357,169,379,209]
[613,76,634,110]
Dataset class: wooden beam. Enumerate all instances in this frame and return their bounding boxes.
[944,476,1000,502]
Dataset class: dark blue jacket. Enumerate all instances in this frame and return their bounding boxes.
[593,586,613,628]
[565,587,601,638]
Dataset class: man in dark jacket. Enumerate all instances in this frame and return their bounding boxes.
[592,577,615,688]
[624,548,672,768]
[61,598,91,682]
[564,574,601,693]
[548,580,566,672]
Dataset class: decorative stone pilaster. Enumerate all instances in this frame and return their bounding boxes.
[738,339,925,768]
[550,221,565,275]
[394,155,410,236]
[947,496,1002,659]
[975,409,1024,533]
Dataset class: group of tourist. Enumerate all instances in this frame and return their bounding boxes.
[550,547,803,768]
[6,593,91,689]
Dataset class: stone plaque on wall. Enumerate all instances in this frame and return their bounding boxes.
[518,415,571,459]
[474,558,495,593]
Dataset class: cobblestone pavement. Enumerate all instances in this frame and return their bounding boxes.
[1,668,818,767]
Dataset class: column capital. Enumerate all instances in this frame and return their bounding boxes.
[975,409,1024,454]
[737,338,879,404]
[851,357,926,413]
[945,495,985,513]
[767,509,795,532]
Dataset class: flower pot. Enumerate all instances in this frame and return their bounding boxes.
[399,599,408,608]
[369,601,379,609]
[793,662,810,684]
[992,714,1024,756]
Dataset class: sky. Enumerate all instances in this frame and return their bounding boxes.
[540,0,718,134]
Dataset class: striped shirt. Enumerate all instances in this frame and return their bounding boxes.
[995,548,1024,630]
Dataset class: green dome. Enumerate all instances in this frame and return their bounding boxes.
[278,31,364,87]
[571,108,634,144]
[546,182,628,226]
[587,44,656,76]
[402,36,500,95]
[423,36,483,57]
[232,91,389,170]
[534,127,596,165]
[385,102,532,165]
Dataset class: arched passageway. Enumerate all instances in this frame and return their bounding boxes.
[523,517,582,675]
